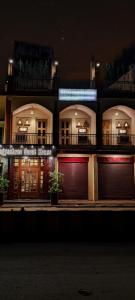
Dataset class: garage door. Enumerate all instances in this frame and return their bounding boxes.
[98,157,134,200]
[59,157,88,199]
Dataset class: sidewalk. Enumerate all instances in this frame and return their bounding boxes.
[1,199,135,211]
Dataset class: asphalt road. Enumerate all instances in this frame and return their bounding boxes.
[0,242,135,299]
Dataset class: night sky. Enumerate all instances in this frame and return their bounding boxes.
[0,0,135,82]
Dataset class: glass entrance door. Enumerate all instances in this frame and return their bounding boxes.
[21,158,39,198]
[10,158,49,199]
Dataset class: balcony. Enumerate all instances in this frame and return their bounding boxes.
[12,133,53,145]
[59,134,96,146]
[102,134,135,147]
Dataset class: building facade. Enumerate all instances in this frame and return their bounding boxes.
[0,88,135,202]
[0,43,135,203]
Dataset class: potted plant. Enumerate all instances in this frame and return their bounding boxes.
[48,170,64,205]
[0,175,9,205]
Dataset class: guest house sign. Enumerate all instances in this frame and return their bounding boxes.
[0,146,53,157]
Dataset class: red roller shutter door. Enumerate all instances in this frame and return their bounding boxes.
[59,157,88,200]
[98,157,134,200]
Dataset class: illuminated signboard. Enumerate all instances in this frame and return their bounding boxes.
[59,89,97,101]
[0,146,52,157]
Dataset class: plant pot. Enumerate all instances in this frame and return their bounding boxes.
[50,193,58,205]
[0,191,7,205]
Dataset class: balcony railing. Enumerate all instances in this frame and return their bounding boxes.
[11,133,135,147]
[102,134,135,146]
[12,133,53,145]
[59,134,96,146]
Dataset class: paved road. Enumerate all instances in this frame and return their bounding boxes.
[0,242,135,299]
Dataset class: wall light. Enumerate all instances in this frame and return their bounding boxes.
[18,119,22,125]
[116,122,122,128]
[124,122,129,128]
[25,120,30,126]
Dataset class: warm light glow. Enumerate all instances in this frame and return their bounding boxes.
[30,110,34,115]
[75,112,78,116]
[25,120,30,125]
[96,62,100,68]
[8,58,14,64]
[19,127,27,132]
[117,122,122,128]
[115,112,119,116]
[54,61,59,66]
[23,156,28,160]
[78,128,86,133]
[49,156,53,160]
[18,119,22,125]
[124,122,129,128]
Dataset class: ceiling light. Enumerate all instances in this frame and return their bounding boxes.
[8,58,14,64]
[96,62,100,68]
[54,61,59,66]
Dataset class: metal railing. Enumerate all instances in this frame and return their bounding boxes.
[102,134,135,146]
[59,134,96,146]
[12,78,53,91]
[12,133,135,147]
[12,133,53,145]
